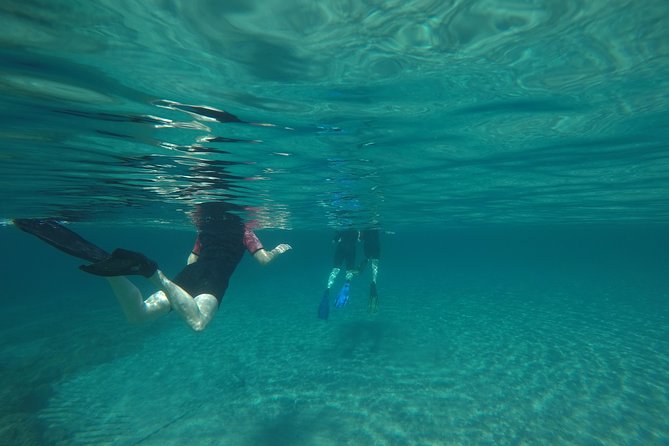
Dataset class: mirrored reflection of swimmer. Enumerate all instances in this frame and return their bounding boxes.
[318,228,359,320]
[13,203,291,331]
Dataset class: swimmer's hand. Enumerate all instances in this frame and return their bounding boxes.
[253,243,292,265]
[272,243,292,254]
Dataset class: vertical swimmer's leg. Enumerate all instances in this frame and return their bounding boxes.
[319,267,341,320]
[370,259,379,284]
[335,270,353,308]
[327,267,341,289]
[368,259,379,313]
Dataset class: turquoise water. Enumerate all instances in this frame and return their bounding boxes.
[1,1,669,445]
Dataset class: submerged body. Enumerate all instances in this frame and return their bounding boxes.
[319,229,360,319]
[14,203,291,331]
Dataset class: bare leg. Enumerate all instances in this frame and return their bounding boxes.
[327,267,340,289]
[106,276,171,323]
[370,258,379,283]
[368,259,379,313]
[149,270,218,331]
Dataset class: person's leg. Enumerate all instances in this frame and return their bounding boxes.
[319,267,339,320]
[330,242,347,290]
[327,267,341,289]
[335,252,355,308]
[368,257,379,313]
[149,270,218,331]
[370,258,379,284]
[363,231,380,284]
[339,245,356,283]
[105,276,171,324]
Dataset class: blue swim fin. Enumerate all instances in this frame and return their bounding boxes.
[335,281,350,308]
[318,289,330,320]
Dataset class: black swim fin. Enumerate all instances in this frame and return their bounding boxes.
[79,248,157,278]
[13,218,110,262]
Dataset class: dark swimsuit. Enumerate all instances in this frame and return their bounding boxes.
[360,229,380,260]
[333,229,359,269]
[173,207,262,304]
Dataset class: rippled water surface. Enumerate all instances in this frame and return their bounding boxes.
[1,0,667,228]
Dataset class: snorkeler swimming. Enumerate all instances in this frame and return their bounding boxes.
[14,203,292,331]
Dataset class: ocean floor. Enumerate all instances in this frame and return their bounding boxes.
[1,261,668,446]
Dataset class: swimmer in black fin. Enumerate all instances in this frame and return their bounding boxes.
[12,206,292,332]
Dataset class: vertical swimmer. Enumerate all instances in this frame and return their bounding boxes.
[319,228,359,319]
[360,229,381,313]
[359,229,380,313]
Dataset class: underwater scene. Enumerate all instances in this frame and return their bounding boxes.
[1,1,668,445]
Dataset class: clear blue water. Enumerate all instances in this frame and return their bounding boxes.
[1,1,668,445]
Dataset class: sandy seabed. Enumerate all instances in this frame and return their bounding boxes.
[2,272,667,446]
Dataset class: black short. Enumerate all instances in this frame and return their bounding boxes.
[333,244,356,269]
[173,259,234,304]
[362,231,380,259]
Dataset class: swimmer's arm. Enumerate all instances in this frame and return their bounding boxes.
[253,244,292,266]
[188,252,198,265]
